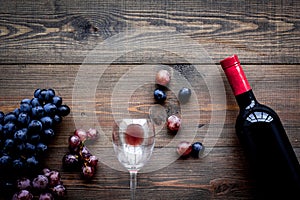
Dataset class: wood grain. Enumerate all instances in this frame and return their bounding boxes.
[0,0,299,63]
[0,0,299,199]
[0,64,299,200]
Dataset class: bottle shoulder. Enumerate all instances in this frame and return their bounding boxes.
[236,103,280,127]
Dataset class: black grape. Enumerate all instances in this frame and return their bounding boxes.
[0,88,71,198]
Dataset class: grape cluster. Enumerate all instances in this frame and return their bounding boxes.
[62,129,99,179]
[12,168,66,200]
[0,89,70,194]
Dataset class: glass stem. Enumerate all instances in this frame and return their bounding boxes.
[129,169,138,200]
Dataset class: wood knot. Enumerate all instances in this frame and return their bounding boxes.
[70,16,98,41]
[210,178,238,195]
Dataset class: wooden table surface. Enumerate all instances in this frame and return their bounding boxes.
[0,0,299,199]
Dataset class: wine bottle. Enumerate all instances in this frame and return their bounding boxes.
[220,55,300,199]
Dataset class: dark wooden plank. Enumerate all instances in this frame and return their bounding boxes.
[41,146,256,200]
[0,0,299,64]
[0,63,299,199]
[0,64,299,145]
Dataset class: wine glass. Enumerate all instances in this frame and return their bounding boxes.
[112,118,155,200]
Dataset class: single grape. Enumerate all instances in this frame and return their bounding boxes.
[87,155,98,167]
[20,103,32,113]
[3,122,17,138]
[52,115,62,125]
[0,155,12,170]
[44,89,55,103]
[43,103,57,116]
[155,69,171,86]
[191,142,205,158]
[30,97,41,107]
[42,129,55,140]
[34,89,42,98]
[154,88,167,103]
[36,143,48,155]
[81,165,95,179]
[4,113,17,124]
[31,106,45,119]
[25,143,36,155]
[177,141,192,157]
[74,129,87,142]
[62,154,80,171]
[86,128,98,141]
[39,193,54,200]
[178,87,192,104]
[12,190,33,200]
[51,96,62,107]
[40,116,53,129]
[37,89,47,103]
[17,113,31,127]
[28,120,43,133]
[56,105,70,116]
[14,128,28,143]
[68,135,81,149]
[80,146,92,161]
[16,178,32,190]
[12,159,25,171]
[167,115,181,132]
[26,156,39,169]
[3,139,15,153]
[48,170,61,187]
[32,175,49,190]
[52,184,66,198]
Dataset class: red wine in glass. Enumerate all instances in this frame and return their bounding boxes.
[125,124,144,146]
[112,119,155,200]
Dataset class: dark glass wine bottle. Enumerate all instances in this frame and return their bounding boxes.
[220,55,300,199]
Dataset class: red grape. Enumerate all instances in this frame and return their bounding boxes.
[32,175,48,190]
[88,155,98,167]
[48,170,61,187]
[52,184,66,198]
[16,178,31,190]
[12,190,33,200]
[68,135,81,149]
[167,115,181,132]
[86,128,98,140]
[156,69,171,86]
[82,165,95,179]
[74,129,87,142]
[177,141,192,157]
[39,192,54,200]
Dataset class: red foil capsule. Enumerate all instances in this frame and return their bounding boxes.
[220,54,251,96]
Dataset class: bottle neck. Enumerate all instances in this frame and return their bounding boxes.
[220,55,258,109]
[223,63,251,96]
[235,89,258,109]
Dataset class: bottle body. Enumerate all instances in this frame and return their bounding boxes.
[236,91,300,199]
[220,55,300,199]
